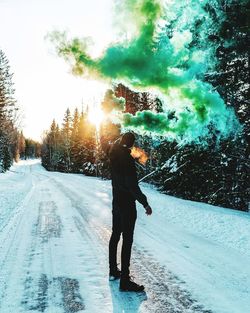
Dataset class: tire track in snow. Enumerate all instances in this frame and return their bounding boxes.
[0,169,85,313]
[0,183,37,310]
[21,179,85,313]
[21,197,58,312]
[37,200,62,242]
[37,176,86,313]
[0,175,56,312]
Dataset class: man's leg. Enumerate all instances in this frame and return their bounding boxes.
[119,201,144,291]
[109,209,122,272]
[120,203,137,279]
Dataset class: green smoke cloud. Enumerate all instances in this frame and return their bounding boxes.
[101,89,125,113]
[48,0,240,143]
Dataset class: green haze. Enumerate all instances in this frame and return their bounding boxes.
[48,0,240,143]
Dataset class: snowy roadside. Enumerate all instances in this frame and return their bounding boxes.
[140,182,250,258]
[0,159,249,313]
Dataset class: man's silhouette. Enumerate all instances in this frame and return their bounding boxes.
[108,132,152,291]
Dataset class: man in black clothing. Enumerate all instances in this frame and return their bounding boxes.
[108,132,152,292]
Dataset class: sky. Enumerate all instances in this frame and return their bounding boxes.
[0,0,115,141]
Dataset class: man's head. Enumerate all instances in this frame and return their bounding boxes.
[120,132,135,148]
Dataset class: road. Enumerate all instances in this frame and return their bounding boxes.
[0,160,220,312]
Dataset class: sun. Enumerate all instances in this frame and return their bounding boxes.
[88,106,105,128]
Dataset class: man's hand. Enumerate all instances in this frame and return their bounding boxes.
[145,205,152,216]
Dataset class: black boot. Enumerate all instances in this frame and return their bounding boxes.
[120,276,144,292]
[109,267,121,281]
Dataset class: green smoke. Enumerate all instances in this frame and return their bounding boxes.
[101,89,125,113]
[48,0,240,143]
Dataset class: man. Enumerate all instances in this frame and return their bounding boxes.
[108,132,152,292]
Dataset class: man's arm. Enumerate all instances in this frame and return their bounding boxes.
[123,153,149,208]
[125,173,149,207]
[125,174,152,215]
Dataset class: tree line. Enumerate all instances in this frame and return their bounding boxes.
[41,78,248,211]
[0,49,41,172]
[42,107,97,174]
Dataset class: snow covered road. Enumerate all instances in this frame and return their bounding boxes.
[0,160,249,313]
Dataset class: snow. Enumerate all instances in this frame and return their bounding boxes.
[0,159,249,313]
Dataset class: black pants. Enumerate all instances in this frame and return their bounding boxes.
[109,190,137,278]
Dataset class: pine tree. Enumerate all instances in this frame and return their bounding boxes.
[17,131,25,160]
[49,119,62,170]
[115,83,162,114]
[0,49,19,172]
[77,108,96,175]
[24,138,41,159]
[71,108,80,172]
[61,108,72,172]
[41,119,61,170]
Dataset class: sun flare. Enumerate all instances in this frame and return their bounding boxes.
[88,106,105,128]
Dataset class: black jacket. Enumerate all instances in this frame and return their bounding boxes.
[109,142,148,208]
